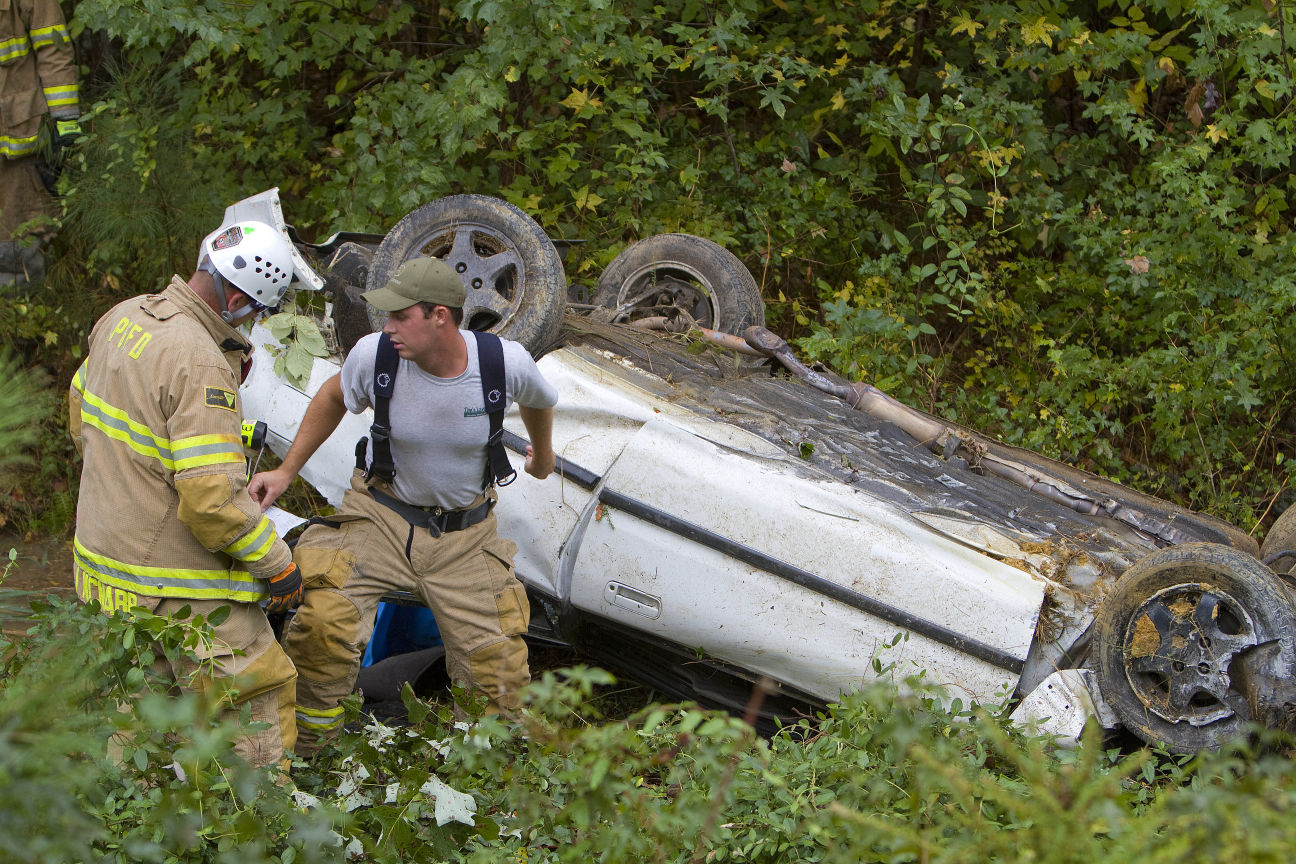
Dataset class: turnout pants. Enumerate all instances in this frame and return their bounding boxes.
[284,472,530,755]
[73,573,298,768]
[0,157,51,286]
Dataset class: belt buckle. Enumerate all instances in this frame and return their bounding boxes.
[427,505,445,538]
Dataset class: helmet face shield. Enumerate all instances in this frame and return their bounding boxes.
[202,221,296,310]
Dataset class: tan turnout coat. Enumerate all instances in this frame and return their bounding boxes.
[69,277,292,611]
[1,0,78,159]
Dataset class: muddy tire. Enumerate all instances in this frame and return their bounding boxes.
[593,233,765,335]
[365,195,566,354]
[1093,542,1296,752]
[1262,505,1296,576]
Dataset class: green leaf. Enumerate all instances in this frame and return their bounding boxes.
[401,681,429,725]
[589,756,610,789]
[285,345,315,382]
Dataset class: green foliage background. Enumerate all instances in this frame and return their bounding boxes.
[6,0,1296,535]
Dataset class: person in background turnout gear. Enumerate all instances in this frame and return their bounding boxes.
[69,218,306,769]
[1,0,79,286]
[248,257,558,756]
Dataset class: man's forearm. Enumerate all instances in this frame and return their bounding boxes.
[518,404,556,478]
[518,405,554,457]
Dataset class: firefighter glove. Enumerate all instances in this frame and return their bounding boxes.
[264,562,303,614]
[55,118,82,149]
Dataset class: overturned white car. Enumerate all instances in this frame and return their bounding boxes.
[236,190,1296,753]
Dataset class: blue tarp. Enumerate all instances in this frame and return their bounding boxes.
[362,603,443,667]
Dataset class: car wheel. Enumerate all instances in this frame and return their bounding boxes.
[1261,505,1296,576]
[1093,541,1296,752]
[365,195,567,354]
[593,233,765,334]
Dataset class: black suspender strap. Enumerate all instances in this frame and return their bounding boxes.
[473,331,516,488]
[363,332,400,483]
[360,330,515,490]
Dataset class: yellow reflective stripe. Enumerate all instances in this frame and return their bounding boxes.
[43,84,78,108]
[172,432,243,471]
[224,515,278,563]
[0,36,28,63]
[72,361,87,393]
[74,536,268,602]
[79,386,243,472]
[79,389,181,467]
[29,24,69,48]
[0,134,38,158]
[296,704,344,730]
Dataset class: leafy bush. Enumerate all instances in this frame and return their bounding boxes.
[0,351,44,493]
[0,347,74,534]
[9,592,1296,862]
[0,594,344,863]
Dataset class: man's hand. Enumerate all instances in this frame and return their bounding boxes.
[249,466,294,510]
[524,444,555,479]
[264,562,303,614]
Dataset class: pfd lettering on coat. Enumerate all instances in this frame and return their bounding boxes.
[108,315,152,359]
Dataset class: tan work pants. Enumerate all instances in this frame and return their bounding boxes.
[73,571,298,768]
[284,472,530,755]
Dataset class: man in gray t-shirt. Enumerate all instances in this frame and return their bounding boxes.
[340,328,556,508]
[250,257,558,756]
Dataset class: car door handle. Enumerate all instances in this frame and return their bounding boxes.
[604,581,661,619]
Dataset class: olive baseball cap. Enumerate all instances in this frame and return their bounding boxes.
[361,257,466,311]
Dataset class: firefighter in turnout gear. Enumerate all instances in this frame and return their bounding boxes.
[1,0,80,285]
[69,218,305,769]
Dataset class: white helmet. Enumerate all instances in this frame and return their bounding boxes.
[201,220,296,308]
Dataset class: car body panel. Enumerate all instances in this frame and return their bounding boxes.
[569,415,1043,705]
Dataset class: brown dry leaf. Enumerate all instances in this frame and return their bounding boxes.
[781,159,797,174]
[1124,255,1150,274]
[1185,81,1205,128]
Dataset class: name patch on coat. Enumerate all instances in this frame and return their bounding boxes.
[205,387,237,411]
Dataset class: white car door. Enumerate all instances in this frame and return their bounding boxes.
[563,408,1047,707]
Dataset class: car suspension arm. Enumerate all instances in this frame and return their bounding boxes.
[628,316,767,356]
